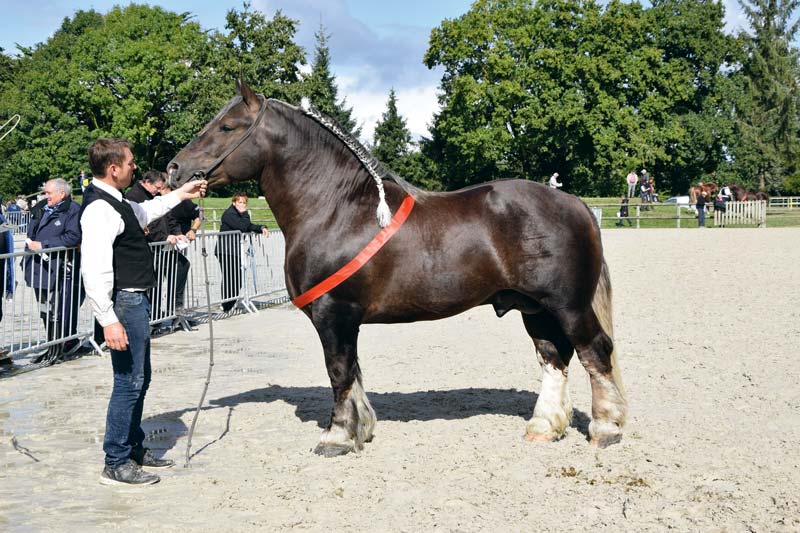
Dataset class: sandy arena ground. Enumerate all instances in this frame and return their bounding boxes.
[1,228,799,531]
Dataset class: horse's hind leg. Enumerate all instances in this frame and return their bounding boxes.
[557,307,626,448]
[521,313,574,442]
[312,301,376,457]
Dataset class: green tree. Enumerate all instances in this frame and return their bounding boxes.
[422,0,737,195]
[216,1,306,103]
[373,88,411,168]
[304,25,361,137]
[0,5,215,196]
[733,0,800,192]
[0,47,15,84]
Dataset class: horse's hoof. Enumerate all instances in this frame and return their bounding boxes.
[589,433,622,448]
[524,416,564,443]
[314,444,352,457]
[524,431,556,443]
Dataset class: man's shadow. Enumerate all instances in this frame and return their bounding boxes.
[143,385,591,459]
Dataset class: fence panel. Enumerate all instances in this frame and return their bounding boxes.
[0,246,93,364]
[242,230,287,308]
[714,200,767,227]
[2,230,289,365]
[2,211,31,234]
[769,197,800,209]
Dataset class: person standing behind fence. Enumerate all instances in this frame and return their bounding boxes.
[125,171,188,329]
[169,196,201,311]
[0,208,14,365]
[22,178,83,361]
[548,172,562,189]
[626,170,638,198]
[215,192,269,313]
[696,190,708,227]
[615,197,633,227]
[80,138,207,486]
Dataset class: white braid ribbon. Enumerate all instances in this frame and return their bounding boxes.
[300,98,392,227]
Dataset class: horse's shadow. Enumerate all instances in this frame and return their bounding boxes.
[144,386,592,459]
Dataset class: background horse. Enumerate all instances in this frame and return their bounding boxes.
[167,80,626,455]
[729,184,769,202]
[689,182,719,207]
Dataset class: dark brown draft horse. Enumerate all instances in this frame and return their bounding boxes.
[168,80,626,455]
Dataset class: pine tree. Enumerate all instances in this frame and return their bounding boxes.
[373,88,411,169]
[736,0,800,191]
[305,25,361,137]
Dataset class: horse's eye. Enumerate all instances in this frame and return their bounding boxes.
[220,124,234,132]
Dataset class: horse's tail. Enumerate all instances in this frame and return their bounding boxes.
[592,259,625,400]
[688,186,697,205]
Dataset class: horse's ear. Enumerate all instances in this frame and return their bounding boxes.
[236,78,259,110]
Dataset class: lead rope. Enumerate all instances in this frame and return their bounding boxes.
[184,196,215,467]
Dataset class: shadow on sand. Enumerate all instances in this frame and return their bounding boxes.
[144,385,592,460]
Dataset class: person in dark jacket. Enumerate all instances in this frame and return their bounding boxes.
[615,196,633,227]
[1,204,15,364]
[126,171,189,326]
[696,190,708,227]
[215,192,269,312]
[23,178,84,359]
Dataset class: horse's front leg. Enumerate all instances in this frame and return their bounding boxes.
[312,300,376,457]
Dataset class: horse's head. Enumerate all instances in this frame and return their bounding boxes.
[168,79,267,189]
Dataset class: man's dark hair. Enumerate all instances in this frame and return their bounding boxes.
[142,170,167,184]
[88,138,131,177]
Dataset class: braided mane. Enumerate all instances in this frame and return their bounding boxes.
[295,98,415,226]
[301,101,392,185]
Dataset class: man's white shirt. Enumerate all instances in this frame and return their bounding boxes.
[80,178,181,327]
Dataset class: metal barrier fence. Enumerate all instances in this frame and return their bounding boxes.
[713,200,767,227]
[0,231,287,366]
[1,211,31,234]
[0,246,94,364]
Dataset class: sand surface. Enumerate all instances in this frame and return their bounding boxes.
[2,228,799,531]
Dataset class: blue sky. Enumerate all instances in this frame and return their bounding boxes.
[1,0,750,141]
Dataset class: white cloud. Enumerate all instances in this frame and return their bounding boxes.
[340,81,439,143]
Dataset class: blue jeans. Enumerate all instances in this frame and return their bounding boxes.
[698,208,706,227]
[103,290,151,468]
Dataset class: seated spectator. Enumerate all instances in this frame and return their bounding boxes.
[23,178,83,361]
[215,192,269,312]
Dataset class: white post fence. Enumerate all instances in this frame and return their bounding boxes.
[713,200,767,227]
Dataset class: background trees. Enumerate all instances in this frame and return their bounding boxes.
[304,25,361,137]
[421,0,742,195]
[1,0,798,199]
[731,0,800,193]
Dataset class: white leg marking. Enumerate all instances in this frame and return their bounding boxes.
[317,377,376,454]
[526,352,571,441]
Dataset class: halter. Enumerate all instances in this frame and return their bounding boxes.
[189,96,268,181]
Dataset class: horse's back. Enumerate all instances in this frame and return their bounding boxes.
[368,179,603,319]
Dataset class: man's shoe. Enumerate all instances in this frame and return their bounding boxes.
[133,448,175,468]
[100,460,160,486]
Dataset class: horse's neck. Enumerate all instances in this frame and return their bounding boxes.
[260,113,372,239]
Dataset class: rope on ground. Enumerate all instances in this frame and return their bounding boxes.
[11,436,40,462]
[184,196,216,467]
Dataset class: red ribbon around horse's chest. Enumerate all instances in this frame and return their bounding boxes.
[291,195,416,309]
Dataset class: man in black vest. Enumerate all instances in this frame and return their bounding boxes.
[81,138,206,486]
[126,170,189,330]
